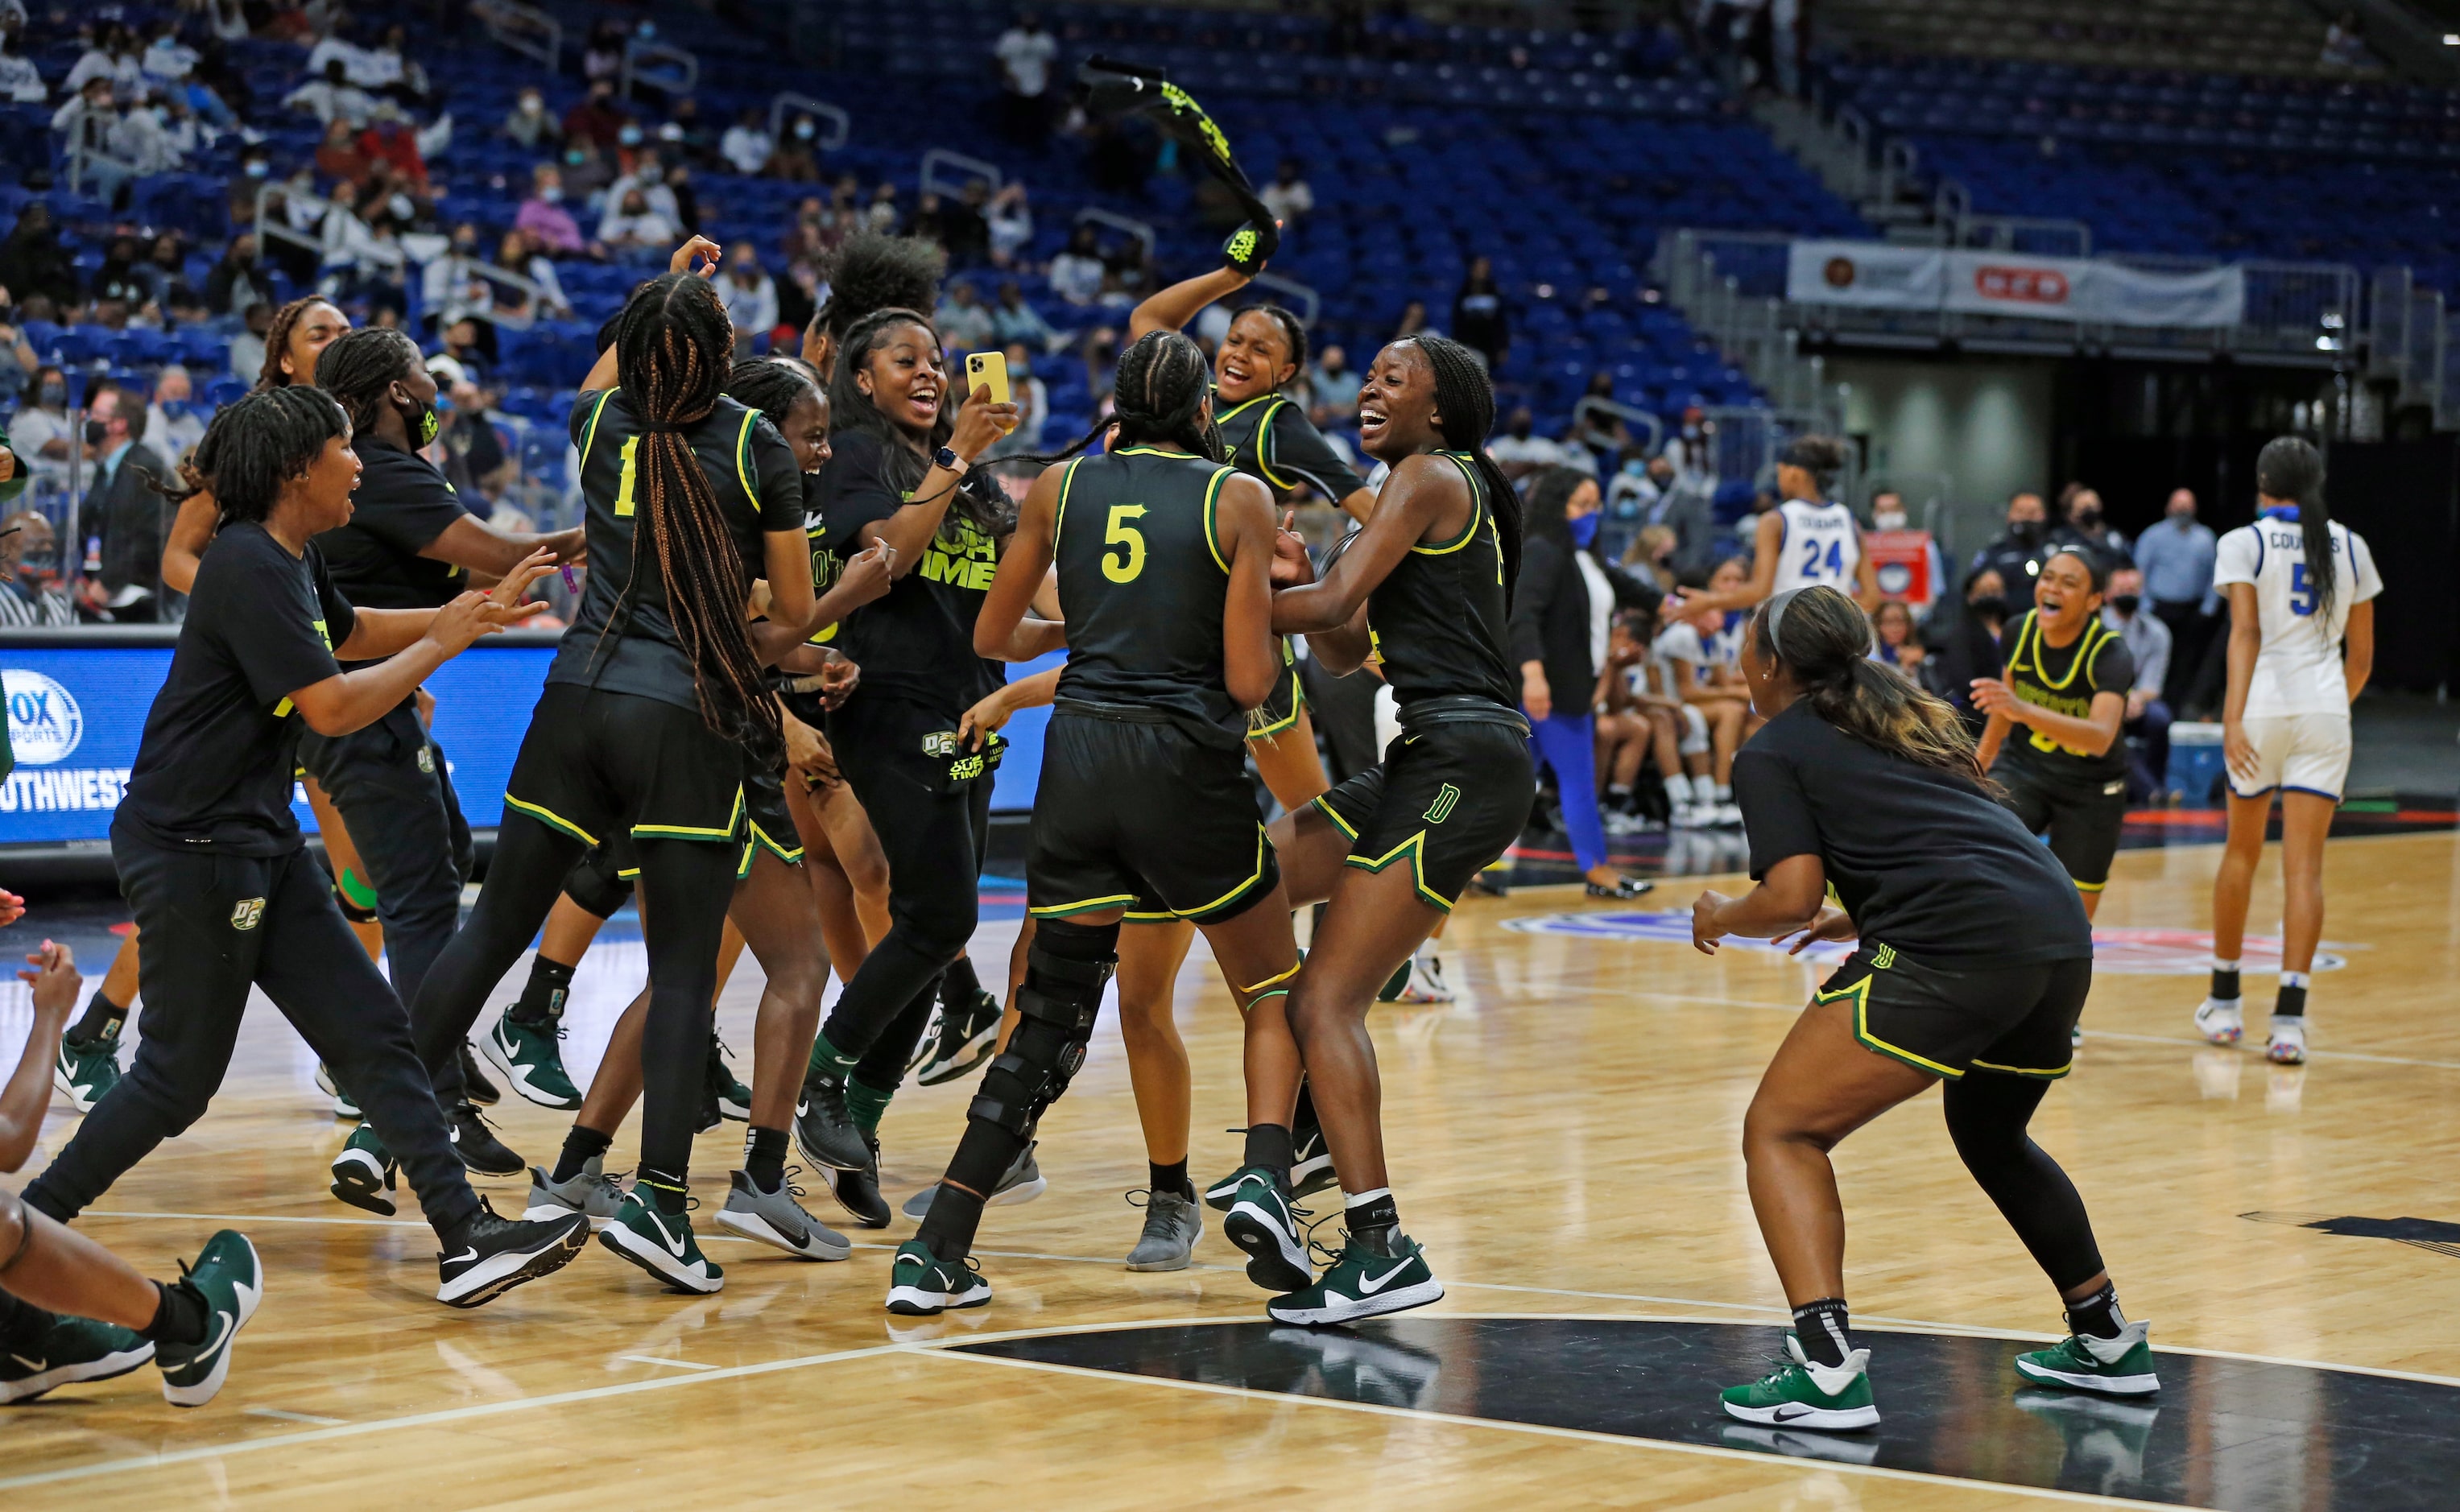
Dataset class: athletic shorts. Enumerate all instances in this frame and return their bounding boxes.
[1995,760,2126,892]
[1027,706,1277,925]
[1818,944,2094,1080]
[738,760,803,878]
[504,684,744,851]
[1247,638,1305,740]
[2228,712,2352,803]
[1310,718,1534,912]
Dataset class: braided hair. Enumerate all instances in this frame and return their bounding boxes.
[827,306,1013,542]
[725,357,821,428]
[1750,584,1985,783]
[1398,332,1523,604]
[1031,330,1223,466]
[2255,435,2335,621]
[147,386,349,526]
[602,274,782,763]
[313,328,423,440]
[258,295,345,390]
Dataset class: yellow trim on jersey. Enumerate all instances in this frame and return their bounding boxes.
[1342,831,1454,912]
[631,785,745,844]
[1201,465,1234,576]
[1029,891,1142,919]
[504,795,601,847]
[1308,792,1361,840]
[578,389,618,470]
[1821,973,1961,1080]
[733,409,761,502]
[1052,455,1088,545]
[2012,611,2108,693]
[1410,453,1487,556]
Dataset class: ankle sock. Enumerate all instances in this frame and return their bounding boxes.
[1663,772,1694,805]
[1792,1298,1853,1367]
[639,1167,689,1217]
[68,989,127,1046]
[2210,957,2241,1004]
[2065,1279,2125,1341]
[553,1125,613,1184]
[806,1029,857,1084]
[845,1075,894,1138]
[508,958,576,1027]
[1345,1187,1400,1253]
[1148,1159,1193,1200]
[745,1126,788,1192]
[143,1279,210,1347]
[1243,1123,1295,1191]
[2276,971,2309,1018]
[941,956,983,1010]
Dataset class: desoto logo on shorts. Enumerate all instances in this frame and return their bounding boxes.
[922,731,959,758]
[1424,783,1461,824]
[230,898,267,931]
[1871,944,1896,970]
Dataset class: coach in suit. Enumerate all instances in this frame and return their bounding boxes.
[76,380,169,622]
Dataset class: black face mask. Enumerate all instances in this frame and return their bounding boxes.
[83,417,110,446]
[2073,507,2102,529]
[1967,594,2009,621]
[2108,593,2140,615]
[2008,519,2044,546]
[396,384,439,446]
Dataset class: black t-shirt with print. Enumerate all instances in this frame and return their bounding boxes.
[314,435,471,620]
[548,388,804,715]
[118,523,358,855]
[1733,700,2091,966]
[815,428,1006,713]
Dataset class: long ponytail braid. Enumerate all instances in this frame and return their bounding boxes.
[610,274,782,764]
[1751,585,1985,783]
[2256,435,2334,622]
[1401,332,1522,605]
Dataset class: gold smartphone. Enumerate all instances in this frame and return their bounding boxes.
[966,350,1016,431]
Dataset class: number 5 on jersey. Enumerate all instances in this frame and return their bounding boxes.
[1103,504,1147,584]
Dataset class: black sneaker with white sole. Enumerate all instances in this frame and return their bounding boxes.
[436,1200,591,1308]
[792,1069,871,1172]
[449,1102,525,1177]
[457,1041,502,1106]
[915,989,1003,1086]
[823,1135,893,1228]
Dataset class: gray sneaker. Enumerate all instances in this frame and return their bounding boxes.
[523,1156,626,1229]
[899,1139,1050,1220]
[1124,1188,1201,1272]
[714,1169,852,1260]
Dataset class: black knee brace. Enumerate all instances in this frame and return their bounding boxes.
[561,845,632,921]
[966,944,1115,1138]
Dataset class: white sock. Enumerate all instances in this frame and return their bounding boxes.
[1345,1187,1392,1209]
[2210,956,2240,973]
[2280,971,2309,989]
[1713,782,1733,804]
[1663,772,1694,805]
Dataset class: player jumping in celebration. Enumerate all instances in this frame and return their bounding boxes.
[21,386,590,1309]
[885,330,1304,1315]
[405,246,818,1293]
[2194,437,2379,1065]
[1696,584,2152,1430]
[1241,333,1532,1325]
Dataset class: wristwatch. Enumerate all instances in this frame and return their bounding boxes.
[934,445,966,474]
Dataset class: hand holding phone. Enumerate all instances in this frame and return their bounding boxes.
[966,351,1016,432]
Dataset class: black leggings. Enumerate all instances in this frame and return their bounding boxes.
[1941,1072,2107,1293]
[820,692,993,1078]
[411,813,737,1182]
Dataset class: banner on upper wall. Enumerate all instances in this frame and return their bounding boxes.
[1785,241,2247,328]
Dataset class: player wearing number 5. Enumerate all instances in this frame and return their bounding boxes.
[1661,436,1879,618]
[2193,438,2379,1066]
[1974,547,2133,926]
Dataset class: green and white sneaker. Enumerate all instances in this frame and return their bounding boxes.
[523,1157,626,1229]
[0,1312,154,1403]
[597,1189,724,1295]
[2014,1320,2160,1396]
[1266,1232,1443,1326]
[483,1013,584,1109]
[1719,1333,1879,1431]
[313,1063,361,1120]
[1220,1167,1313,1292]
[704,1032,751,1126]
[156,1230,263,1408]
[884,1240,993,1316]
[329,1124,398,1216]
[52,1031,123,1112]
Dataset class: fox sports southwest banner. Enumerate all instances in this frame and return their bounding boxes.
[1786,241,2246,328]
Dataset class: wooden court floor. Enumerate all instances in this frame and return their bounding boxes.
[3,829,2458,1509]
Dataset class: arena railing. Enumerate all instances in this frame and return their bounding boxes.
[920,148,1003,199]
[768,93,851,152]
[1247,272,1321,328]
[620,38,700,101]
[1572,395,1664,457]
[472,0,561,72]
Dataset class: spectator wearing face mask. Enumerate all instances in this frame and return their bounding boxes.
[713,246,779,356]
[721,106,773,176]
[606,149,680,227]
[2098,565,2173,799]
[1309,344,1361,428]
[562,79,629,151]
[500,86,560,149]
[9,366,73,489]
[0,508,73,626]
[516,163,586,255]
[1866,486,1947,616]
[597,187,676,252]
[0,28,47,104]
[1924,567,2012,730]
[75,382,169,621]
[2057,483,2130,568]
[1970,490,2061,607]
[146,365,206,464]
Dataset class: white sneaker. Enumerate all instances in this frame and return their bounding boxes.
[1395,943,1453,1003]
[1671,803,1710,828]
[2265,1015,2307,1065]
[1602,810,1658,837]
[1712,803,1745,828]
[2193,998,2243,1045]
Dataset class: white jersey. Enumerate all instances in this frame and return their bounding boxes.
[1773,498,1860,592]
[2210,514,2382,719]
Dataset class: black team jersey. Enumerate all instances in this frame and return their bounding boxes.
[1214,390,1365,506]
[1368,452,1517,711]
[816,428,1008,713]
[1995,609,2137,789]
[549,387,804,715]
[1048,445,1247,750]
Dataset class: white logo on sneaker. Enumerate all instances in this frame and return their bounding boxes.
[1355,1258,1416,1295]
[10,1353,43,1371]
[642,1207,690,1258]
[442,1248,478,1266]
[192,1312,234,1361]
